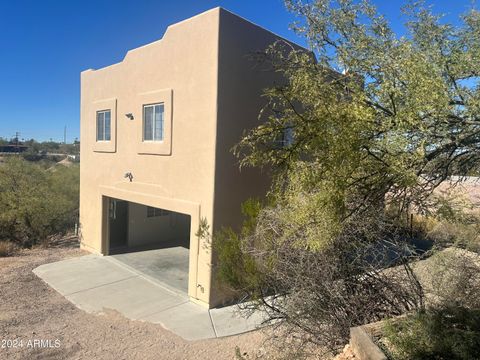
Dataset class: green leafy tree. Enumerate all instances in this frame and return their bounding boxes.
[237,0,480,230]
[215,0,480,355]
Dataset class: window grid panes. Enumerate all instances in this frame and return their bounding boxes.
[146,206,170,218]
[96,110,111,141]
[143,103,164,141]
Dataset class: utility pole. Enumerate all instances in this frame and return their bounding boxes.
[14,131,20,153]
[64,126,67,144]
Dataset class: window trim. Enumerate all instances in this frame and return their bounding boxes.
[136,89,172,156]
[142,103,165,142]
[92,98,117,153]
[96,109,111,142]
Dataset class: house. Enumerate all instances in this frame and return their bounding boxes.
[0,144,28,153]
[79,7,301,308]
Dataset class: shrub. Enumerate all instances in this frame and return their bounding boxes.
[214,198,424,353]
[0,157,79,247]
[383,307,480,360]
[427,220,480,253]
[0,241,17,257]
[421,191,480,252]
[415,248,480,310]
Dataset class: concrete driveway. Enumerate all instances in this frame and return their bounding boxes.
[111,247,189,294]
[33,254,264,340]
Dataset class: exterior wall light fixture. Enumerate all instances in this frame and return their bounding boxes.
[125,113,134,120]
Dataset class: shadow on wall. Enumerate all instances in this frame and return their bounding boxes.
[109,200,191,255]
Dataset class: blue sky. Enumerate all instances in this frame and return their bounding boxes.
[0,0,475,142]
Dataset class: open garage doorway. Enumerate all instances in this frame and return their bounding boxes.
[107,197,191,294]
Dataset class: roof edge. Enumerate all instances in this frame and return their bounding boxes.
[81,6,307,74]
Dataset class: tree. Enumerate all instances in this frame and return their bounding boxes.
[214,0,480,355]
[237,0,480,220]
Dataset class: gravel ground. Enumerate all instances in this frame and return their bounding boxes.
[0,236,268,360]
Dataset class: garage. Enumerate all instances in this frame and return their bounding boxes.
[106,197,191,294]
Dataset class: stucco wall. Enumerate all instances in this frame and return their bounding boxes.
[80,7,304,308]
[209,9,303,306]
[213,9,281,232]
[127,203,190,248]
[80,8,221,306]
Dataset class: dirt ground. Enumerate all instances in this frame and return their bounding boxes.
[0,236,269,360]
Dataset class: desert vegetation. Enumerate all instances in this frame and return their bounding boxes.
[376,247,480,359]
[214,0,480,358]
[0,156,79,252]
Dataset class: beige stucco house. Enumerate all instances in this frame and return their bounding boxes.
[80,7,298,308]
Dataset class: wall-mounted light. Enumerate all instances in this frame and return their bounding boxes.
[125,113,134,120]
[124,172,133,182]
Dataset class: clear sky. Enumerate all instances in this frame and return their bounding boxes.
[0,0,475,142]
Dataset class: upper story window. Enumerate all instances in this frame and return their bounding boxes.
[96,110,111,141]
[282,126,294,147]
[143,103,164,141]
[274,125,294,148]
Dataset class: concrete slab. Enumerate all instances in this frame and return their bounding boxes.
[143,302,216,340]
[66,276,188,320]
[33,254,137,296]
[210,306,265,337]
[34,254,265,340]
[110,247,189,294]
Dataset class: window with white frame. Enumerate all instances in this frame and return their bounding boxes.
[96,110,111,141]
[143,103,164,141]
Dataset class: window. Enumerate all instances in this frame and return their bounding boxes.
[143,103,164,141]
[96,110,111,141]
[282,126,294,147]
[146,206,170,218]
[274,125,294,148]
[109,201,116,220]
